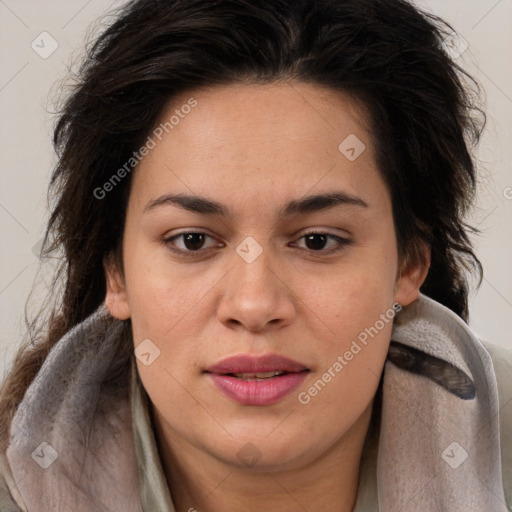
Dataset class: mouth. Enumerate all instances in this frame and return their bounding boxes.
[205,353,309,375]
[204,353,310,405]
[219,370,295,381]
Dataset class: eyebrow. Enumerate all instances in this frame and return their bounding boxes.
[143,191,369,217]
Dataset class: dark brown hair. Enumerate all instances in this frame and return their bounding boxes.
[0,0,485,452]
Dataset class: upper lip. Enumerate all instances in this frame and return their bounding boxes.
[205,353,309,374]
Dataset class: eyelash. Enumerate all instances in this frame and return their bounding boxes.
[161,230,352,258]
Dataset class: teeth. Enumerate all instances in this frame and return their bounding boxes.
[231,371,286,380]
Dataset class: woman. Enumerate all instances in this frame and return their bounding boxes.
[1,0,511,510]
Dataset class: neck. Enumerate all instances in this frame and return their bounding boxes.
[150,401,376,512]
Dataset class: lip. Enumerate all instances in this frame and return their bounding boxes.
[205,353,308,374]
[205,353,309,406]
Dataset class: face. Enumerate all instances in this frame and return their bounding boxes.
[105,81,428,473]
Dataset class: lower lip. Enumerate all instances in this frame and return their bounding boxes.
[207,371,308,405]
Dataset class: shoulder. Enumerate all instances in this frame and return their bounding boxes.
[479,338,512,510]
[480,339,512,403]
[0,465,24,512]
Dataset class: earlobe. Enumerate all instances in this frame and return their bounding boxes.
[104,255,131,320]
[394,245,431,307]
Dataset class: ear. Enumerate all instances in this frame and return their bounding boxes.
[104,253,131,320]
[394,243,431,307]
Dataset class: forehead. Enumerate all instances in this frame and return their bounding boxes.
[155,81,373,152]
[128,81,387,217]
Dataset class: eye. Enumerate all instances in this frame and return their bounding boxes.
[162,232,223,256]
[162,230,351,258]
[292,230,352,254]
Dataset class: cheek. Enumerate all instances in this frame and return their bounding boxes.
[314,282,395,373]
[303,241,398,380]
[302,280,395,421]
[122,237,198,334]
[315,255,397,332]
[129,280,201,349]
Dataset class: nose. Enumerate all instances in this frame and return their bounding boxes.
[216,238,296,333]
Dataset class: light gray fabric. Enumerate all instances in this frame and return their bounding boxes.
[131,358,176,511]
[379,295,509,511]
[1,292,511,511]
[487,340,512,510]
[3,308,142,512]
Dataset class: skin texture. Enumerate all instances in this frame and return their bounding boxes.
[105,81,430,512]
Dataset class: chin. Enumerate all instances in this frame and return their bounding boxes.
[210,431,314,471]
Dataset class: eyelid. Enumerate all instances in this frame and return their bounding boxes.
[162,231,222,255]
[291,230,352,254]
[161,229,352,257]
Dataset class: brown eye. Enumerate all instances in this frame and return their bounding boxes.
[294,231,352,254]
[304,233,329,251]
[180,233,207,251]
[163,232,222,256]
